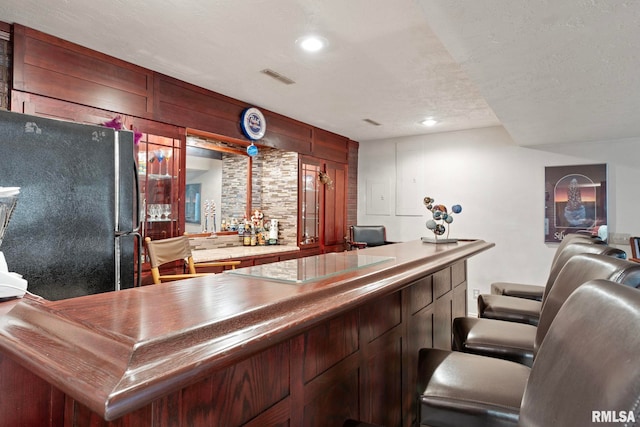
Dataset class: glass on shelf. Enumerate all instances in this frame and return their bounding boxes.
[162,204,171,220]
[163,150,173,176]
[155,149,165,177]
[136,133,181,247]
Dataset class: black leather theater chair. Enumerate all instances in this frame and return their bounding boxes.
[347,225,394,250]
[416,280,640,427]
[490,233,601,300]
[453,252,640,366]
[477,240,622,326]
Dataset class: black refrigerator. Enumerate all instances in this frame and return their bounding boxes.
[0,109,140,300]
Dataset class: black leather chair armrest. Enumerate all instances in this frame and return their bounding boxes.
[490,282,544,301]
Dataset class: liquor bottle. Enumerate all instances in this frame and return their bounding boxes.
[243,227,251,246]
[250,226,257,246]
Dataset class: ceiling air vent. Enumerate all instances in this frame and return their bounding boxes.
[260,69,296,85]
[363,118,382,126]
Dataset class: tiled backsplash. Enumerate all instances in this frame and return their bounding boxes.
[252,148,299,245]
[189,234,243,249]
[187,135,299,246]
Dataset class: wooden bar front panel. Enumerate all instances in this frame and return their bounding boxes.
[0,262,466,427]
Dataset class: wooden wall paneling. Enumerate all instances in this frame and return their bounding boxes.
[155,75,248,138]
[130,115,185,140]
[290,315,361,427]
[452,262,468,318]
[278,251,300,261]
[360,292,402,343]
[323,161,347,249]
[433,267,452,299]
[359,292,404,426]
[407,275,434,315]
[13,25,154,118]
[66,399,153,427]
[12,24,318,156]
[302,311,359,383]
[178,341,290,426]
[9,92,186,147]
[433,266,455,350]
[156,74,313,154]
[299,247,322,258]
[290,334,306,427]
[312,128,349,163]
[362,330,403,427]
[0,353,64,427]
[405,279,435,427]
[11,91,125,125]
[88,342,291,427]
[453,281,467,319]
[260,112,313,155]
[451,261,466,288]
[253,255,280,265]
[11,24,27,99]
[150,392,182,427]
[302,355,360,427]
[0,22,9,34]
[242,398,291,427]
[433,296,452,351]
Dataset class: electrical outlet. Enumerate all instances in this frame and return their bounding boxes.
[473,289,480,298]
[610,233,630,245]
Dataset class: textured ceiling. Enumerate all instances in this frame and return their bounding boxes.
[0,0,638,146]
[418,0,640,146]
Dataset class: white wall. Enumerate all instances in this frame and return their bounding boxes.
[358,126,640,313]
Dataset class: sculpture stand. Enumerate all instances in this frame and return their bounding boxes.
[421,237,458,244]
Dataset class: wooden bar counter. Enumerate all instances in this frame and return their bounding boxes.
[0,239,493,427]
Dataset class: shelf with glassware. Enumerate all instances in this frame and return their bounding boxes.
[299,158,321,252]
[136,135,182,243]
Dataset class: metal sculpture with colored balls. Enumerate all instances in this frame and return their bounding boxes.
[423,196,462,243]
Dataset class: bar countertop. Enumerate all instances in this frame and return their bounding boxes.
[0,239,493,421]
[191,244,300,263]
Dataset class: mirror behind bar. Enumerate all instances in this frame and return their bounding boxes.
[185,129,252,234]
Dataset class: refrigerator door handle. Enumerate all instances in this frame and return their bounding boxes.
[132,231,143,287]
[115,131,141,235]
[132,158,142,234]
[114,231,143,289]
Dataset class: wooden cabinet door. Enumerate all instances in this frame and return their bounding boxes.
[323,161,347,250]
[299,156,348,253]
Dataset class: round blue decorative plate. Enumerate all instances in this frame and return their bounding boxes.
[240,107,267,141]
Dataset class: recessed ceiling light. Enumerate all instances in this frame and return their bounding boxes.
[420,118,438,127]
[296,35,328,52]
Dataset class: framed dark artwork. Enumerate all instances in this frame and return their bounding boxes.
[544,164,607,243]
[185,183,201,224]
